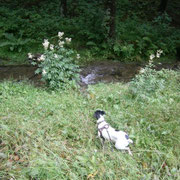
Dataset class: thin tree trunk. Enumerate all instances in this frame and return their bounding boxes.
[105,0,116,39]
[158,0,168,13]
[60,0,67,17]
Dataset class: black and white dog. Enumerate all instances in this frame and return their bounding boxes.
[94,110,133,155]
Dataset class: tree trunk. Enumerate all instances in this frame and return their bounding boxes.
[158,0,168,13]
[60,0,67,17]
[105,0,116,39]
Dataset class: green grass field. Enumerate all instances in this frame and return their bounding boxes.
[0,68,180,179]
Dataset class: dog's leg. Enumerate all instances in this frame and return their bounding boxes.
[106,129,114,152]
[121,147,133,156]
[110,145,114,152]
[98,131,105,150]
[115,141,133,156]
[127,148,133,156]
[100,137,105,151]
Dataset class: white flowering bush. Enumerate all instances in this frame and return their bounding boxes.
[129,50,176,100]
[28,32,80,90]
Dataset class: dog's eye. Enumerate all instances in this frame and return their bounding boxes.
[125,134,129,139]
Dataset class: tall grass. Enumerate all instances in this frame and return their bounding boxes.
[0,68,180,179]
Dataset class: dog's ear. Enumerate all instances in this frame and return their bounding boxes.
[101,110,106,115]
[94,110,100,119]
[94,110,106,119]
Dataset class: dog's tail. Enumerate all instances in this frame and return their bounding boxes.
[94,110,106,119]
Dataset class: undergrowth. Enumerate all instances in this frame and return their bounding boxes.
[0,0,180,64]
[0,68,180,179]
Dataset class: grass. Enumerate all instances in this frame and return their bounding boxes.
[0,68,180,179]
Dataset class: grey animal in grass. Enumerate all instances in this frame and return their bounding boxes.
[94,110,133,155]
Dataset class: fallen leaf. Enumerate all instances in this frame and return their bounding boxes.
[15,146,21,152]
[161,162,167,169]
[87,171,98,179]
[13,155,20,161]
[142,162,148,169]
[90,93,95,99]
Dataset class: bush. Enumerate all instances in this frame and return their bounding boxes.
[129,50,179,100]
[29,32,80,90]
[112,14,180,61]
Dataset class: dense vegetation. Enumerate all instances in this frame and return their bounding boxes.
[0,66,179,179]
[0,1,180,179]
[0,0,180,64]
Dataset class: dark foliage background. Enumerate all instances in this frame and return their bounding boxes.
[0,0,179,63]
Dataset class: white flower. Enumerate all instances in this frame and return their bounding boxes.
[50,44,54,50]
[59,40,65,47]
[65,37,71,43]
[28,53,33,59]
[149,59,153,64]
[156,49,163,58]
[157,49,163,54]
[156,53,160,58]
[54,54,58,58]
[42,69,47,75]
[58,32,64,39]
[150,54,155,60]
[42,39,49,50]
[139,68,145,74]
[37,55,45,61]
[77,54,80,59]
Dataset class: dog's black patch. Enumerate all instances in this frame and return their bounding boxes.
[100,134,105,141]
[115,129,119,132]
[94,110,106,119]
[125,134,129,139]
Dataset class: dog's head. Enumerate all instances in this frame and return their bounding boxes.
[94,110,106,120]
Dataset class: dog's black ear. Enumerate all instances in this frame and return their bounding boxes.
[94,111,100,119]
[101,110,106,115]
[94,110,106,119]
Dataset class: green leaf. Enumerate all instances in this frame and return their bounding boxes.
[3,33,16,41]
[10,46,14,51]
[0,41,12,47]
[86,41,96,46]
[142,37,151,42]
[35,68,41,74]
[18,46,22,52]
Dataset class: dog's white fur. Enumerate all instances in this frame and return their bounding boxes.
[95,111,133,155]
